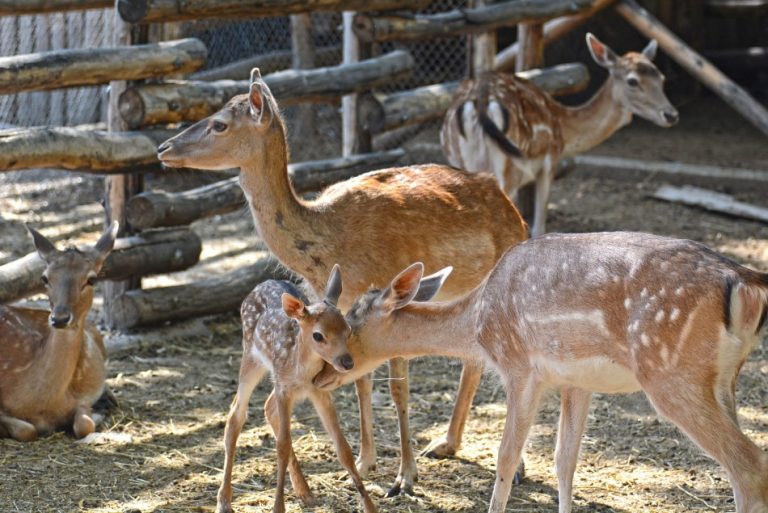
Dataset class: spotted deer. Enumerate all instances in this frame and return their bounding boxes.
[442,33,678,237]
[316,233,768,513]
[158,68,527,496]
[217,265,377,513]
[0,222,118,442]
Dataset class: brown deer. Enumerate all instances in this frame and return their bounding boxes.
[316,233,768,513]
[0,222,118,442]
[217,265,377,513]
[442,33,678,237]
[157,68,527,496]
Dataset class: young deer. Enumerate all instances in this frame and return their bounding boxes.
[442,33,678,237]
[217,265,377,513]
[158,68,527,495]
[0,222,118,441]
[317,233,768,513]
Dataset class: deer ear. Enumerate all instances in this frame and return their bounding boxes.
[586,33,618,68]
[248,68,272,123]
[383,262,424,311]
[412,266,452,302]
[324,264,343,306]
[642,39,658,60]
[27,225,57,262]
[93,221,119,265]
[282,293,306,320]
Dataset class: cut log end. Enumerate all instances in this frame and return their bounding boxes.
[118,89,146,131]
[117,0,149,23]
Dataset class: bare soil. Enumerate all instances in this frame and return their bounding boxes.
[0,96,766,513]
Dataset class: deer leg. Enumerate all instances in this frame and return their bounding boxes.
[555,387,592,513]
[530,156,556,238]
[309,389,378,513]
[354,373,377,476]
[386,357,417,497]
[0,413,37,442]
[272,388,296,513]
[216,360,268,513]
[488,371,543,513]
[264,390,316,508]
[72,404,96,439]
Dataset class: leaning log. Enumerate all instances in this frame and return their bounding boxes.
[0,126,175,172]
[126,149,406,229]
[353,0,592,43]
[109,256,294,329]
[377,62,589,132]
[0,228,201,304]
[0,0,111,15]
[190,46,342,81]
[117,0,431,23]
[0,38,207,95]
[119,50,414,129]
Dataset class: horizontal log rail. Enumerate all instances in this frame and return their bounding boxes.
[0,0,111,16]
[0,38,207,96]
[119,50,414,129]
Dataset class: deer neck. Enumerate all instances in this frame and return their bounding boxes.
[561,76,633,156]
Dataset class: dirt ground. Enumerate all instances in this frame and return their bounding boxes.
[0,96,766,513]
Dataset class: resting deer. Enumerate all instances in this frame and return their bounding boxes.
[442,33,678,237]
[158,68,527,496]
[317,233,768,513]
[0,222,118,442]
[217,265,376,513]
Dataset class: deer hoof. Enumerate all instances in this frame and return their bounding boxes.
[513,460,526,485]
[420,436,456,459]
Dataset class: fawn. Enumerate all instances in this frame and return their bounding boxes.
[0,222,118,441]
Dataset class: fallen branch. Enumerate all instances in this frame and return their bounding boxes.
[651,185,768,224]
[574,155,768,183]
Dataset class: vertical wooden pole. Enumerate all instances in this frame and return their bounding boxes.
[290,13,316,145]
[341,11,358,157]
[469,0,496,78]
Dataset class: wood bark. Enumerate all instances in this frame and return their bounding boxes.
[119,50,414,129]
[0,126,175,172]
[126,148,405,229]
[0,0,111,16]
[109,256,295,329]
[117,0,431,23]
[0,228,202,304]
[353,0,592,43]
[291,14,317,147]
[615,0,768,138]
[0,38,207,95]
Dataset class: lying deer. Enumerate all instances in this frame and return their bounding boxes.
[317,233,768,513]
[442,33,678,237]
[0,222,118,441]
[158,67,527,496]
[217,265,376,513]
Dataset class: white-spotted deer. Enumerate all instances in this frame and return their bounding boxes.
[442,33,678,237]
[0,222,118,441]
[317,233,768,513]
[158,68,527,496]
[217,265,376,513]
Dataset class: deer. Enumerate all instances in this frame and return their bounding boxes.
[157,67,528,497]
[315,232,768,513]
[0,222,118,442]
[217,265,377,513]
[441,33,679,237]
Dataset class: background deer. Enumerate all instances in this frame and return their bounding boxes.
[442,33,678,237]
[217,265,376,513]
[0,222,118,441]
[317,233,768,513]
[158,68,527,496]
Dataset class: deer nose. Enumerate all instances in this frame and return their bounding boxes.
[337,354,354,371]
[50,313,72,328]
[663,110,679,125]
[157,141,171,155]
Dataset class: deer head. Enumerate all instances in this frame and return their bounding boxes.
[157,68,284,170]
[282,264,354,372]
[586,33,678,127]
[28,222,119,329]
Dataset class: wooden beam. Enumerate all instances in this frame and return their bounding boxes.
[190,46,341,81]
[119,50,414,129]
[0,228,202,304]
[615,0,768,138]
[0,0,111,16]
[353,0,592,43]
[652,185,768,224]
[0,38,206,95]
[116,0,432,24]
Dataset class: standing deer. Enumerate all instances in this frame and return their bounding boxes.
[0,222,118,441]
[442,33,679,237]
[317,233,768,513]
[217,265,377,513]
[157,68,527,496]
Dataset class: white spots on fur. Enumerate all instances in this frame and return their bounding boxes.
[640,333,651,347]
[628,320,640,333]
[659,344,670,365]
[670,308,681,322]
[655,310,665,323]
[561,262,568,271]
[659,287,667,298]
[624,298,632,310]
[531,309,611,337]
[675,286,685,297]
[640,288,649,299]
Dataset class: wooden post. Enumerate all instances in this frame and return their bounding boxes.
[290,13,317,144]
[341,11,358,157]
[469,0,496,78]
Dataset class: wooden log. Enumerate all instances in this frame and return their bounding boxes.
[574,155,768,183]
[119,50,414,129]
[0,228,202,304]
[0,126,175,172]
[190,45,341,81]
[0,38,207,95]
[109,256,295,329]
[0,0,111,16]
[353,0,592,43]
[652,185,768,224]
[377,62,589,132]
[117,0,431,24]
[126,148,406,229]
[615,0,768,137]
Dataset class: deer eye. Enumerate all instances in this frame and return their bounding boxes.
[627,77,640,88]
[312,332,325,343]
[211,120,228,133]
[86,276,96,287]
[41,275,49,286]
